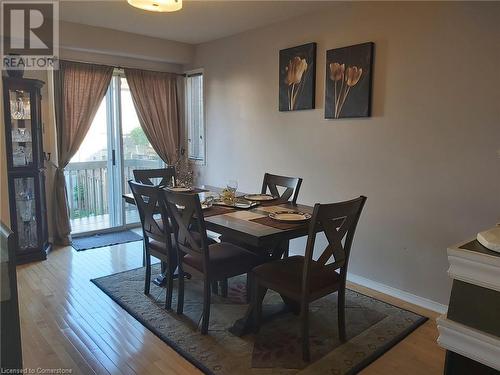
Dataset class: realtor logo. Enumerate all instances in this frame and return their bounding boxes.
[1,0,59,70]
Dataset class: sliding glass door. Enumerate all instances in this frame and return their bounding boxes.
[66,72,163,234]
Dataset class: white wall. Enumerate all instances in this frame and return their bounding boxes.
[189,2,500,305]
[60,21,193,72]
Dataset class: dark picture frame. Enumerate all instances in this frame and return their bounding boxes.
[279,42,316,111]
[325,42,374,119]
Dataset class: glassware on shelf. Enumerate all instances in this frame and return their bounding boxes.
[14,178,37,249]
[9,90,31,120]
[11,128,32,143]
[12,144,32,166]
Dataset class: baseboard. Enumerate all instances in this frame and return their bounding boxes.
[347,273,448,315]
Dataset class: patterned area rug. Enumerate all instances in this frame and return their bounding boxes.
[91,264,427,375]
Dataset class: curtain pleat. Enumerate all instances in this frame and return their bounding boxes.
[53,61,113,245]
[124,68,180,165]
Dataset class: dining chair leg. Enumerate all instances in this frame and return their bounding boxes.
[252,281,267,333]
[142,240,146,267]
[165,263,174,310]
[211,281,219,295]
[282,240,290,259]
[246,274,252,303]
[338,287,346,342]
[201,278,211,335]
[301,302,310,362]
[176,265,185,315]
[221,279,228,298]
[144,253,151,295]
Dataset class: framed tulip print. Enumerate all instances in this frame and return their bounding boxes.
[325,42,374,119]
[279,42,316,111]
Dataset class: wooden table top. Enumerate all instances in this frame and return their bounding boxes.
[123,186,314,247]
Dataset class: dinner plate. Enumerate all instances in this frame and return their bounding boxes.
[176,204,210,210]
[269,211,312,223]
[167,187,192,193]
[243,194,277,201]
[234,201,258,209]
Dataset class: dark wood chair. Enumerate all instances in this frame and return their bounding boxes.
[133,167,176,187]
[133,167,176,267]
[261,173,303,204]
[128,181,177,309]
[164,190,263,334]
[251,196,367,361]
[222,173,304,260]
[263,173,303,257]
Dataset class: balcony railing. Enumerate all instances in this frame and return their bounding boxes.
[65,159,162,222]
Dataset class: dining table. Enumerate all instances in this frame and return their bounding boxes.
[122,185,315,336]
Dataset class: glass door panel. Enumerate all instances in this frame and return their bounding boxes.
[9,89,34,167]
[13,177,38,250]
[66,97,116,233]
[119,77,163,225]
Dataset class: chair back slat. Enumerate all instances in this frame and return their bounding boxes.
[302,196,367,295]
[261,173,303,204]
[133,167,176,188]
[163,191,210,269]
[128,181,170,243]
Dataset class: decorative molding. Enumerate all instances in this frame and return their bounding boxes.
[437,316,500,371]
[347,273,448,314]
[447,243,500,293]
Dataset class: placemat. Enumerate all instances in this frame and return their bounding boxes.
[259,199,288,207]
[250,216,309,230]
[203,205,238,218]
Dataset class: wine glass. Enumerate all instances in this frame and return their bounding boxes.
[227,180,238,193]
[226,180,238,204]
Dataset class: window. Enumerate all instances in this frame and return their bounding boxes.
[185,72,205,162]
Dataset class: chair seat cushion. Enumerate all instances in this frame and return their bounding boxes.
[183,242,262,278]
[252,255,340,299]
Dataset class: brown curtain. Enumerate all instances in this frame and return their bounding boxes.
[124,68,180,164]
[53,61,113,245]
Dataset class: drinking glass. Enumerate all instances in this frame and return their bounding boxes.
[227,180,238,193]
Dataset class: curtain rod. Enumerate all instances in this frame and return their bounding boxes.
[58,58,186,77]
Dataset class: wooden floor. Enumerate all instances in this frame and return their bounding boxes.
[17,239,445,375]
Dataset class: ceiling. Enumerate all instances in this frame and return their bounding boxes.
[60,0,332,45]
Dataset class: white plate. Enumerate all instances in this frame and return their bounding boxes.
[269,211,311,223]
[243,194,277,201]
[167,187,192,192]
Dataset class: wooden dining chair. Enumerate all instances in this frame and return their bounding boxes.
[132,167,176,267]
[164,190,263,335]
[261,173,303,204]
[129,181,177,310]
[133,167,176,187]
[251,196,367,361]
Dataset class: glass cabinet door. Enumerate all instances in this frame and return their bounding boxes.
[9,89,34,168]
[13,177,38,250]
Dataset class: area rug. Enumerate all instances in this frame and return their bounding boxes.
[72,230,142,251]
[91,264,427,374]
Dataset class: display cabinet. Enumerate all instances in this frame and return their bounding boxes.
[3,76,51,264]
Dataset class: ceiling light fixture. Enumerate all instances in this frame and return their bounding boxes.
[127,0,182,12]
